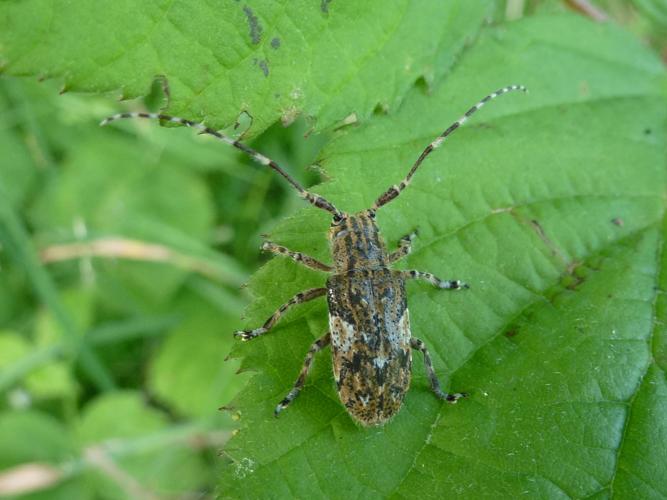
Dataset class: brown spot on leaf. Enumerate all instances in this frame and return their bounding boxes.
[565,275,585,290]
[527,218,568,265]
[505,328,519,338]
[253,58,269,77]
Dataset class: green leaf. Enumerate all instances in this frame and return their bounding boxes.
[221,14,667,497]
[0,0,492,134]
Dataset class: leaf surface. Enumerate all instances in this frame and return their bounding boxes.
[0,0,492,135]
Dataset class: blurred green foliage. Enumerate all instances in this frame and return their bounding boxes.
[0,1,666,499]
[0,75,330,497]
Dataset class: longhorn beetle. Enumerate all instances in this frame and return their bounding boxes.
[102,84,527,426]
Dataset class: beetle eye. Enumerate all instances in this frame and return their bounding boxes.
[368,209,376,219]
[332,213,343,224]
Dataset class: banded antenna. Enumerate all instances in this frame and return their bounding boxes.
[373,85,527,210]
[100,112,342,218]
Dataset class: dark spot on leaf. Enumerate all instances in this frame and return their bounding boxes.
[414,75,429,92]
[505,328,519,338]
[644,128,652,135]
[565,274,585,290]
[611,217,624,227]
[321,0,332,14]
[243,5,262,44]
[253,58,269,77]
[373,102,389,115]
[271,37,280,49]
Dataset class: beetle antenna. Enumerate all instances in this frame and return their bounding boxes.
[101,112,342,217]
[372,84,527,210]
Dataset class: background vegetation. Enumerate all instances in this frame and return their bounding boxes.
[0,1,666,498]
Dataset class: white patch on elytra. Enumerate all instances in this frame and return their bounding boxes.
[399,309,411,342]
[329,315,355,353]
[387,309,411,345]
[373,354,389,369]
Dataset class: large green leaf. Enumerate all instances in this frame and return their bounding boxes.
[0,0,493,135]
[221,14,667,498]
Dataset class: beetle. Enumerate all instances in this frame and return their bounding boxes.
[102,84,527,425]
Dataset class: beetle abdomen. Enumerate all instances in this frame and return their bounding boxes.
[327,269,412,426]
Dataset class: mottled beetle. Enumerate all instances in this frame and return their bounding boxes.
[102,84,526,425]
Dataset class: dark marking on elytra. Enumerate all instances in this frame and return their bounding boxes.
[243,5,262,45]
[101,85,527,426]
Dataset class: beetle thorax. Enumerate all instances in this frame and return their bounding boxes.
[328,211,388,272]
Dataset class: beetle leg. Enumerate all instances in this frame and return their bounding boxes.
[388,230,417,263]
[261,241,332,272]
[402,270,469,290]
[410,337,467,402]
[275,332,331,417]
[234,288,327,341]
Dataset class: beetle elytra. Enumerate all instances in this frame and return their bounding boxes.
[102,84,527,426]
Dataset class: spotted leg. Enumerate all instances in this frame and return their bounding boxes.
[275,332,331,417]
[234,288,327,341]
[388,230,417,264]
[402,270,469,290]
[261,241,332,272]
[410,337,467,402]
